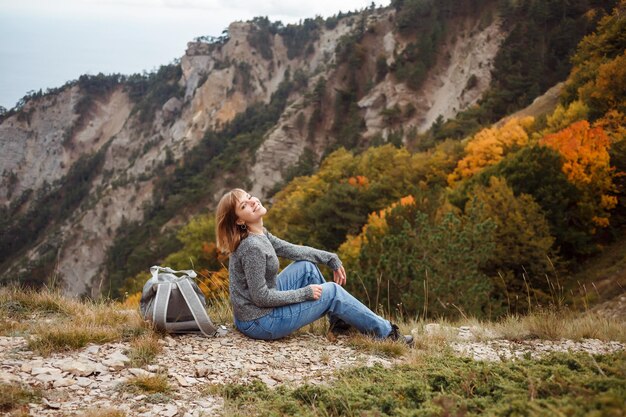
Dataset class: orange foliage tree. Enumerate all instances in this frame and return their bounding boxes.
[541,121,617,228]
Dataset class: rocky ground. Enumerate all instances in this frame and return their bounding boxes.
[1,323,624,417]
[0,330,395,416]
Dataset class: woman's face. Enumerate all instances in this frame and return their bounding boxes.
[234,191,267,226]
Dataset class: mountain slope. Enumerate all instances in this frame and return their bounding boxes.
[0,0,615,297]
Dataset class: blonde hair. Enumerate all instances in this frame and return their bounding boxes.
[216,188,248,255]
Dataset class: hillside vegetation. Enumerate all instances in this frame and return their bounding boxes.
[0,0,623,322]
[121,0,626,322]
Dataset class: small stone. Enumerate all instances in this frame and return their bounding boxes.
[53,378,75,388]
[129,368,151,377]
[76,377,93,387]
[21,360,41,373]
[162,405,179,417]
[84,345,101,354]
[42,398,62,409]
[194,366,210,377]
[174,374,191,387]
[59,360,96,377]
[0,371,20,383]
[35,374,57,384]
[102,351,130,370]
[31,367,61,376]
[259,375,277,387]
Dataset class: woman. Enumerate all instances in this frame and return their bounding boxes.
[215,188,413,344]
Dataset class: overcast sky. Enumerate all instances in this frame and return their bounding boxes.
[0,0,389,109]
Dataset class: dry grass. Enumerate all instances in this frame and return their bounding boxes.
[128,334,162,367]
[119,374,171,394]
[2,283,623,363]
[0,317,27,336]
[411,332,457,356]
[0,286,153,355]
[347,334,409,358]
[206,295,235,326]
[0,383,41,414]
[28,324,120,355]
[487,309,626,342]
[407,308,626,344]
[0,286,75,319]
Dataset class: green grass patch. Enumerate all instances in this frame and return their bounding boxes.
[0,383,41,414]
[215,351,625,416]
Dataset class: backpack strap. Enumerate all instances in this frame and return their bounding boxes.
[152,281,173,332]
[177,279,227,337]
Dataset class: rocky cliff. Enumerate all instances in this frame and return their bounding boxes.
[0,5,506,296]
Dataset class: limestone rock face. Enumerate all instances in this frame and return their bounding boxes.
[358,14,505,140]
[0,87,78,205]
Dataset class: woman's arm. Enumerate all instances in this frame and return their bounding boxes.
[266,231,342,271]
[241,244,314,308]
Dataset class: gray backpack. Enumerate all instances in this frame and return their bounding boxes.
[139,266,227,337]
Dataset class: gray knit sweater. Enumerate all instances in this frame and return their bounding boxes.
[228,230,342,321]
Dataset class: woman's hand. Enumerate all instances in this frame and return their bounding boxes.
[310,284,323,300]
[333,265,347,286]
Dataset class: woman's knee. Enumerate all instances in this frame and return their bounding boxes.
[321,282,339,298]
[288,260,315,273]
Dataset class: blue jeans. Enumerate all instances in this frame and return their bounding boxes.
[234,261,392,340]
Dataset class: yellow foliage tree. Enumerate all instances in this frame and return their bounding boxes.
[338,195,415,270]
[448,117,534,185]
[541,100,589,136]
[584,51,626,116]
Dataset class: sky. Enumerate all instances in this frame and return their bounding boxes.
[0,0,389,110]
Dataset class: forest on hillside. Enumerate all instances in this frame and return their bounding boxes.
[117,0,626,320]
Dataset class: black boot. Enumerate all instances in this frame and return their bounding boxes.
[388,324,414,347]
[329,318,352,335]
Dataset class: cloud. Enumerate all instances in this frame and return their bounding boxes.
[214,0,380,19]
[0,0,387,21]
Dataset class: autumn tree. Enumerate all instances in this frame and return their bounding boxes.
[540,100,589,137]
[266,145,421,250]
[466,177,557,311]
[451,145,589,258]
[541,121,617,229]
[341,195,496,319]
[563,1,626,120]
[448,117,534,185]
